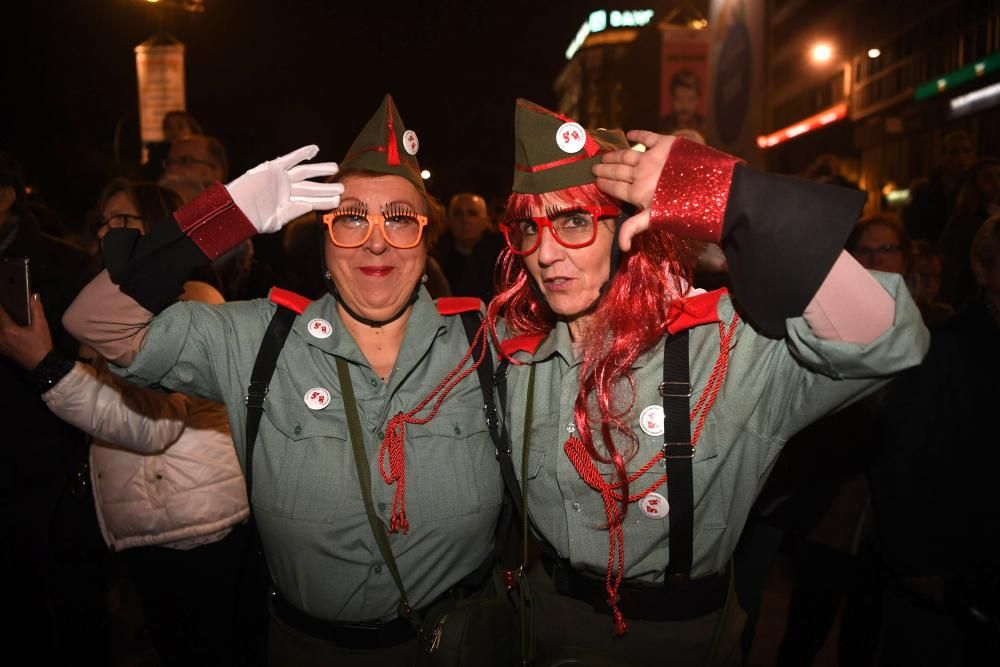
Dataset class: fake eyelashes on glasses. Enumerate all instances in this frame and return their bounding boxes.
[327,203,420,218]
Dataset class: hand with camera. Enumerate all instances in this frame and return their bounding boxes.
[0,293,53,371]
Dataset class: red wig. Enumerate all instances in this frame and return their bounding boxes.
[488,183,693,519]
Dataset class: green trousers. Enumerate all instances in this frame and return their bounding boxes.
[527,561,746,667]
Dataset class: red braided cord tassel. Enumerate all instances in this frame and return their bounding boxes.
[385,107,401,167]
[380,415,410,533]
[378,320,489,533]
[562,314,739,636]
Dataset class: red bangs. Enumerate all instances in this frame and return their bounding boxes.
[503,183,618,220]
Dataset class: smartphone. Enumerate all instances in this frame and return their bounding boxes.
[0,257,31,326]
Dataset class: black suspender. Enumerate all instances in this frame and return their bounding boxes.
[491,359,525,524]
[662,330,694,584]
[244,305,298,504]
[457,312,519,580]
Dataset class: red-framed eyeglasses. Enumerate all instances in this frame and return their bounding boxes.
[500,205,619,256]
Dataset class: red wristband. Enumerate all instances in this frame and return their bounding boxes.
[173,182,257,260]
[650,138,742,243]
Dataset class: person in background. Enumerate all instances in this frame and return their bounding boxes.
[143,110,205,183]
[939,156,1000,307]
[159,134,229,194]
[874,214,1000,666]
[734,215,912,666]
[904,130,976,243]
[0,149,106,664]
[847,213,909,275]
[906,240,954,328]
[660,68,705,135]
[431,191,503,303]
[0,178,259,666]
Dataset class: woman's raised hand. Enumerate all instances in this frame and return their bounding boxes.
[593,131,676,252]
[225,145,345,234]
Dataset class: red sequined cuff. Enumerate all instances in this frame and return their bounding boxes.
[173,182,257,260]
[650,138,742,243]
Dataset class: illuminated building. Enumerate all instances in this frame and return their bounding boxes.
[762,0,1000,212]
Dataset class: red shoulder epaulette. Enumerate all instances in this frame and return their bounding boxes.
[500,333,546,358]
[666,288,727,335]
[269,287,312,315]
[436,296,482,315]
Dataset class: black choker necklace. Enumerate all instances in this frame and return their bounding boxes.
[325,273,419,328]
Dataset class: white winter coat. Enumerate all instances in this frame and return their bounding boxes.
[43,360,249,551]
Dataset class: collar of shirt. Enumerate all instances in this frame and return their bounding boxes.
[512,319,664,372]
[289,288,448,374]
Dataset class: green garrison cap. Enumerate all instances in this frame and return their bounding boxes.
[512,98,628,194]
[340,94,425,192]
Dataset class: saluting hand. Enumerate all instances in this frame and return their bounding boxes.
[225,145,345,234]
[592,131,676,252]
[0,294,54,370]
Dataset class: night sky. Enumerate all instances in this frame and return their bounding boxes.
[3,0,660,225]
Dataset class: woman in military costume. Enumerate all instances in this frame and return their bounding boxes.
[487,100,929,666]
[59,96,507,666]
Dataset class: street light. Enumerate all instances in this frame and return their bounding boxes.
[868,48,881,58]
[420,169,431,180]
[810,42,833,64]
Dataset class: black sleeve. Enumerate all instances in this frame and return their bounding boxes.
[102,218,210,315]
[721,166,867,338]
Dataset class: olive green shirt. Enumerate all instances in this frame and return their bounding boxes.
[114,288,503,621]
[500,272,928,582]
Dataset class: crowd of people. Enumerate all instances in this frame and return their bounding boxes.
[0,95,995,667]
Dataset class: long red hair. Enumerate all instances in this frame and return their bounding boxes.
[488,183,693,519]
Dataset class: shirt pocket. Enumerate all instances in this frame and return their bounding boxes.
[518,409,558,482]
[405,410,503,523]
[633,417,728,531]
[691,421,728,531]
[252,397,357,524]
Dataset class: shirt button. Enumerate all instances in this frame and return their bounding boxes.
[373,564,383,574]
[378,502,388,511]
[369,378,378,387]
[293,425,302,436]
[377,431,385,440]
[572,501,581,512]
[454,425,462,435]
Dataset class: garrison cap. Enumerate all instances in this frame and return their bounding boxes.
[341,94,425,192]
[512,98,628,194]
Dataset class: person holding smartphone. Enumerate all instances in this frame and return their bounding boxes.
[0,149,106,663]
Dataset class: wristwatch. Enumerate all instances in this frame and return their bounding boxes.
[29,349,76,394]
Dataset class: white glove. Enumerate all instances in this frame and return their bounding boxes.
[225,145,344,234]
